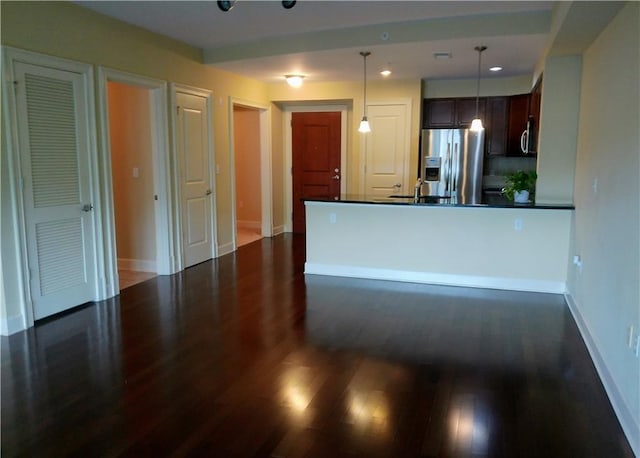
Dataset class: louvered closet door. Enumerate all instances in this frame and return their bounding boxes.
[14,62,96,320]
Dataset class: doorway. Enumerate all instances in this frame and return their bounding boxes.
[106,81,157,289]
[291,112,342,233]
[233,105,262,247]
[284,105,348,234]
[97,68,173,300]
[229,98,272,253]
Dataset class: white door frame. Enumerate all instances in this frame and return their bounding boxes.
[359,98,413,196]
[170,84,217,269]
[283,104,348,233]
[1,47,101,332]
[97,67,175,298]
[229,97,272,251]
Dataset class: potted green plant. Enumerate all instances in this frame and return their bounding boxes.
[502,170,537,203]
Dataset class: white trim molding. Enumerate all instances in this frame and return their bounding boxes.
[305,263,567,294]
[117,258,157,273]
[565,293,640,457]
[217,242,235,257]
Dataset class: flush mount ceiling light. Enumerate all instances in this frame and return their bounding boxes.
[470,45,487,133]
[217,0,296,12]
[490,66,503,72]
[380,63,391,77]
[285,75,304,88]
[358,51,371,133]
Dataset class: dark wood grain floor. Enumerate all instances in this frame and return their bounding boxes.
[1,234,633,457]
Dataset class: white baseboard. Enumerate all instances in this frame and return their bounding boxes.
[237,220,261,230]
[218,242,234,257]
[0,314,26,336]
[565,293,639,457]
[304,263,567,294]
[273,225,285,236]
[117,258,156,273]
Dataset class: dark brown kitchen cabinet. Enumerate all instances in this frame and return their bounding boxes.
[422,98,485,128]
[484,97,508,156]
[455,98,484,127]
[507,94,531,156]
[423,99,455,127]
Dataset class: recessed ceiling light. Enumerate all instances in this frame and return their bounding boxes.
[489,66,503,72]
[380,70,391,77]
[433,52,452,60]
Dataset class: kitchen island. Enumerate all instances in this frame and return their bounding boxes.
[304,196,574,294]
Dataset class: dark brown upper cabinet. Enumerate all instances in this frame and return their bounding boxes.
[422,98,485,129]
[455,98,485,128]
[484,97,509,156]
[507,94,530,156]
[423,99,455,128]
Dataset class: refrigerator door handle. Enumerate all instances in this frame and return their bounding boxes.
[444,142,451,192]
[452,142,458,193]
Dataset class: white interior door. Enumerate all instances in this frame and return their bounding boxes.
[363,102,411,199]
[175,91,213,268]
[14,62,97,320]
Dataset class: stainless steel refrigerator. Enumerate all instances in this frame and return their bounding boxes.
[420,128,485,204]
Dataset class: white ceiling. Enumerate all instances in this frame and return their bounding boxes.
[77,0,556,83]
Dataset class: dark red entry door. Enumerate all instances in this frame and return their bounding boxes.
[292,112,342,234]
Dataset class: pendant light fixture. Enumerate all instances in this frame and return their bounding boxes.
[470,45,487,132]
[358,51,371,133]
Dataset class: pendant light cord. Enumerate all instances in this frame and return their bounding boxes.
[474,46,486,118]
[360,51,370,116]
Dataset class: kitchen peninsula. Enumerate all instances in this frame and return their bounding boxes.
[304,196,574,294]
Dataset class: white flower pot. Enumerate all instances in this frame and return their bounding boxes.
[514,190,530,203]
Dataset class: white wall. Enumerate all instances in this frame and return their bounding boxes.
[423,74,533,98]
[535,55,582,204]
[305,202,572,294]
[567,3,640,453]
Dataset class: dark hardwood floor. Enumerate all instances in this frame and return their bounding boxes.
[1,234,633,457]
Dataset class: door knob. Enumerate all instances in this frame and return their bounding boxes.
[332,175,340,180]
[205,189,212,195]
[393,183,402,188]
[81,204,93,212]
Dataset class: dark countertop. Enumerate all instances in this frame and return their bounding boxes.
[304,194,575,210]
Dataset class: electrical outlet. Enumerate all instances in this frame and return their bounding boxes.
[573,255,583,273]
[628,325,635,349]
[513,218,523,231]
[635,335,640,358]
[329,213,337,224]
[592,177,598,194]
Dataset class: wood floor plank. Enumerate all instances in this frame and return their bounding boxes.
[1,234,634,457]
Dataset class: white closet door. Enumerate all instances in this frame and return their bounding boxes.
[175,91,213,268]
[14,62,97,320]
[364,103,411,199]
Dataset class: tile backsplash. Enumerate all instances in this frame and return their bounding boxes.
[485,156,536,176]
